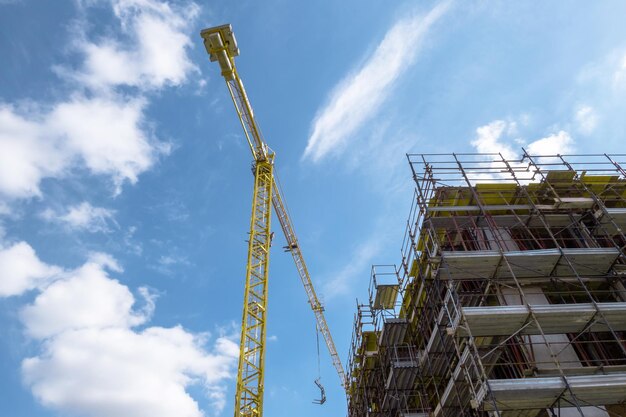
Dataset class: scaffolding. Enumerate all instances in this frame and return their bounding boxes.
[347,151,626,417]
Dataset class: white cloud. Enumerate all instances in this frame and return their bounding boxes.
[0,0,199,201]
[0,239,237,416]
[73,0,200,90]
[303,1,451,162]
[0,105,68,198]
[20,261,149,338]
[525,130,574,156]
[469,120,575,182]
[16,251,237,417]
[0,241,62,297]
[42,202,117,233]
[471,120,517,159]
[23,326,237,417]
[471,120,574,158]
[0,1,235,414]
[574,105,598,135]
[0,95,166,199]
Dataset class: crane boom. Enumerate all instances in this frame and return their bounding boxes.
[271,182,346,389]
[200,24,347,417]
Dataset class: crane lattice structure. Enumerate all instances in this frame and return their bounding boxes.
[200,24,347,417]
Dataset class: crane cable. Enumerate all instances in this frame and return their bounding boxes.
[316,324,321,377]
[313,325,326,405]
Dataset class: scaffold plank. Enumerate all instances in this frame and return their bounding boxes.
[373,284,399,309]
[554,247,620,276]
[478,373,626,411]
[597,208,626,235]
[379,318,408,347]
[439,247,619,281]
[427,213,582,230]
[454,302,626,337]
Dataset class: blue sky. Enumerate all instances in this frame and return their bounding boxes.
[1,1,626,416]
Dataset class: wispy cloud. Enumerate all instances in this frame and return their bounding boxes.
[321,236,382,299]
[574,105,598,135]
[303,1,451,162]
[612,52,626,88]
[153,252,191,276]
[42,202,117,233]
[0,202,10,216]
[123,226,144,255]
[342,120,417,196]
[568,48,626,152]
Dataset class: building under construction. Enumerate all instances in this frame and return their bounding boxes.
[347,151,626,417]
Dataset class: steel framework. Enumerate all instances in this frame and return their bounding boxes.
[347,151,626,417]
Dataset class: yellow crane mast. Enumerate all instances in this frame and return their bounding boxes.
[200,24,347,417]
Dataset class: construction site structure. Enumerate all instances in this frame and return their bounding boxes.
[199,24,346,417]
[347,151,626,417]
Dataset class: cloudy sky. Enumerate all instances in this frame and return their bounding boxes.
[1,1,626,417]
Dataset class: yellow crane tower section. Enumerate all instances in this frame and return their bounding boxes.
[200,24,347,417]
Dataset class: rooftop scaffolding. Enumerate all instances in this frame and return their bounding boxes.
[347,151,626,417]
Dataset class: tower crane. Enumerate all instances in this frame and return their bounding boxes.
[200,24,347,417]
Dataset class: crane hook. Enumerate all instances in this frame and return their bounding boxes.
[313,378,326,405]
